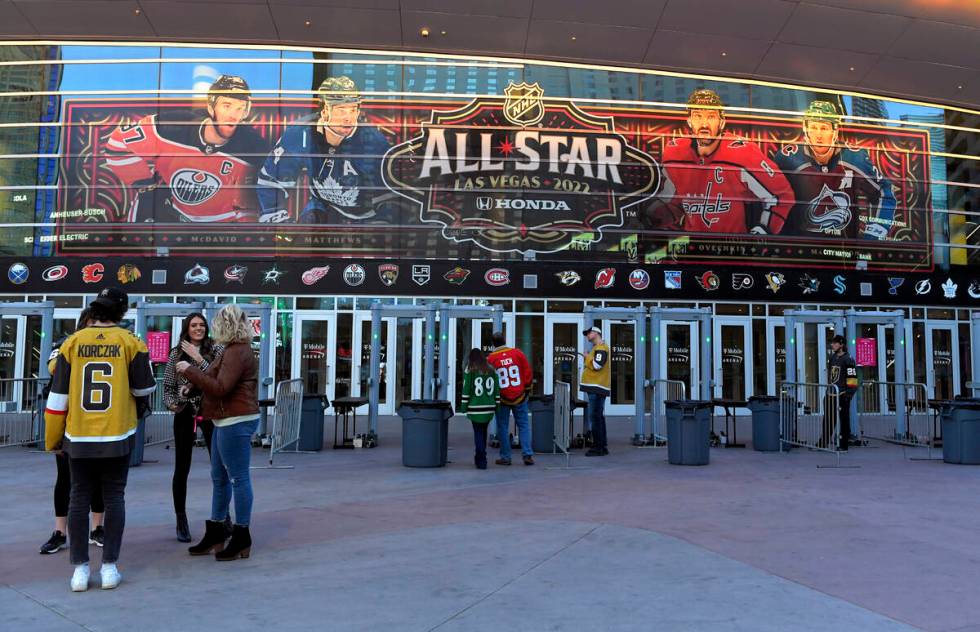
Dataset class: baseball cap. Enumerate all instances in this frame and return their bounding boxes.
[582,326,602,337]
[91,286,128,311]
[831,335,846,345]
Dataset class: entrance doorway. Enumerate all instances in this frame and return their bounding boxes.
[544,315,583,398]
[926,322,959,400]
[660,320,699,399]
[449,315,514,411]
[713,318,752,413]
[292,312,337,400]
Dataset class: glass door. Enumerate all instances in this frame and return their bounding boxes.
[766,318,791,396]
[544,315,583,398]
[713,318,752,414]
[602,320,636,416]
[291,313,336,400]
[351,313,396,415]
[925,322,959,400]
[449,315,514,411]
[660,320,699,399]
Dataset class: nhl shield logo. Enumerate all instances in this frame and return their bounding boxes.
[378,264,399,287]
[503,82,545,127]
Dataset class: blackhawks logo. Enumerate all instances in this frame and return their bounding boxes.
[382,81,660,256]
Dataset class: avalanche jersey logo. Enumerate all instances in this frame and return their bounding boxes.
[170,169,221,206]
[806,184,852,234]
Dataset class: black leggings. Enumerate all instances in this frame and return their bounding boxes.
[172,406,214,514]
[55,452,103,517]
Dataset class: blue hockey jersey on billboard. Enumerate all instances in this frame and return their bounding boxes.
[773,144,897,240]
[257,114,391,223]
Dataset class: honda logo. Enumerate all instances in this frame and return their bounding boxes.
[476,196,493,211]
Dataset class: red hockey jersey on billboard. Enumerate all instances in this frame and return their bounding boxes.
[661,135,795,235]
[487,346,533,406]
[104,110,266,223]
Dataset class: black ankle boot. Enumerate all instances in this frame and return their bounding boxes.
[222,515,233,537]
[215,525,251,561]
[176,513,192,543]
[188,520,228,556]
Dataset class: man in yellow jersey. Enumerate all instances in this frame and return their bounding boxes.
[580,326,611,456]
[45,287,156,592]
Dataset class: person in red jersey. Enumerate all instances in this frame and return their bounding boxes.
[104,75,267,223]
[486,331,534,466]
[648,89,795,236]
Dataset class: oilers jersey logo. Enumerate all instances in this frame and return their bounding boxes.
[171,169,221,206]
[805,184,852,234]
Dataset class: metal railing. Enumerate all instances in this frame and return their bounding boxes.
[142,386,174,447]
[857,381,934,450]
[258,379,304,469]
[650,379,687,445]
[780,381,843,464]
[0,377,46,448]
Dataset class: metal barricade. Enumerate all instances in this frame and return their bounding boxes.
[0,377,45,448]
[142,387,175,447]
[551,381,572,468]
[780,381,845,465]
[858,381,933,450]
[258,379,304,469]
[650,379,687,446]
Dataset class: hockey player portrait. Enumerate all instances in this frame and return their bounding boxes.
[644,89,795,236]
[257,76,394,224]
[773,100,896,240]
[104,75,267,223]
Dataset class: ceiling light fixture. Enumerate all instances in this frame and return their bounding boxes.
[420,27,430,37]
[134,7,141,15]
[571,36,577,41]
[440,30,447,36]
[849,66,855,71]
[304,20,311,27]
[721,51,727,57]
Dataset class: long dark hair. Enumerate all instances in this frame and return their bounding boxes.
[466,348,493,374]
[177,312,215,360]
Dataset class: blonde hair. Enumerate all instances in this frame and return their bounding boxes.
[210,305,253,345]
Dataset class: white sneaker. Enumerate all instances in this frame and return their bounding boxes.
[100,563,122,590]
[70,564,90,592]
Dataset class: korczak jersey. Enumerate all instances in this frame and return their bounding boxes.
[661,135,795,235]
[45,325,156,457]
[105,110,267,223]
[773,144,897,240]
[486,346,533,406]
[257,113,391,223]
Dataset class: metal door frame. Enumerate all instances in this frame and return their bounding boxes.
[660,319,700,398]
[712,316,753,415]
[543,314,585,410]
[583,306,647,443]
[925,319,960,399]
[292,311,337,402]
[353,311,396,415]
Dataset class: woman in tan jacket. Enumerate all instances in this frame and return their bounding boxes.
[177,305,259,561]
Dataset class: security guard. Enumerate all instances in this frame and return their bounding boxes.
[827,334,858,451]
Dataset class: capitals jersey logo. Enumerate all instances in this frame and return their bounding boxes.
[805,184,852,234]
[682,179,732,228]
[170,168,222,206]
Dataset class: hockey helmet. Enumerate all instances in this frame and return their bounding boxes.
[803,100,840,128]
[687,88,724,110]
[318,76,362,107]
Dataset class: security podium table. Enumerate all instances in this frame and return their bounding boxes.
[331,396,368,449]
[711,399,747,448]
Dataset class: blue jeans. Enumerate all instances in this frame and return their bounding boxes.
[210,418,258,526]
[496,401,532,460]
[586,392,607,450]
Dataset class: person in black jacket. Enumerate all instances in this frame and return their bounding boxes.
[825,335,858,451]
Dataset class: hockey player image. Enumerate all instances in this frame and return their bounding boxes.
[104,75,267,223]
[645,89,795,235]
[257,76,394,224]
[773,100,896,240]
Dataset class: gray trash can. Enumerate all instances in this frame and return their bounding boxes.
[529,395,555,454]
[398,400,453,467]
[943,399,980,465]
[665,400,712,465]
[298,394,328,451]
[748,395,781,452]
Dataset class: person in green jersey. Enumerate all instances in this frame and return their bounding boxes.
[459,348,500,470]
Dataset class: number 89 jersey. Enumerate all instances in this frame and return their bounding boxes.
[45,325,156,457]
[487,346,533,406]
